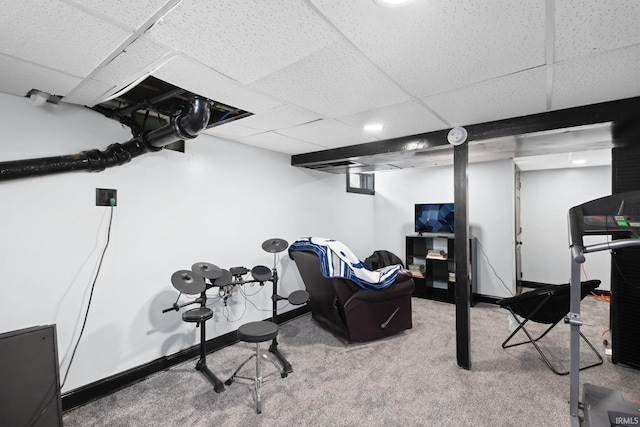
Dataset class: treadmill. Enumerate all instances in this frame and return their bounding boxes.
[568,191,640,426]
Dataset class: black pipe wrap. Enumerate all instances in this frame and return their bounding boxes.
[0,96,210,181]
[82,139,146,172]
[0,154,91,180]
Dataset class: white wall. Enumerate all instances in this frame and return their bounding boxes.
[0,91,615,393]
[374,159,516,298]
[520,166,612,289]
[0,93,374,392]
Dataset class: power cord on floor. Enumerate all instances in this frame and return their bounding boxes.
[591,292,610,303]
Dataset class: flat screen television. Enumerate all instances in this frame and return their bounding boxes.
[415,203,455,234]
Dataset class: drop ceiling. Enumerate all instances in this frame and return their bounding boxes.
[1,0,639,169]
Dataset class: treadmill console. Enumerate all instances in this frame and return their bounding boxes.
[569,191,640,248]
[583,215,640,234]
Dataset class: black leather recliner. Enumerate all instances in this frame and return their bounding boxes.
[290,249,415,343]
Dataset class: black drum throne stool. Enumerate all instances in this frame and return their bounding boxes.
[225,321,286,414]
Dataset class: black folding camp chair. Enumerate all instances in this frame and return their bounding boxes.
[497,280,603,375]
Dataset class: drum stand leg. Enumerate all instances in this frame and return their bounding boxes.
[269,266,293,373]
[195,319,225,393]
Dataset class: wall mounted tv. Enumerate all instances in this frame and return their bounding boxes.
[415,203,455,234]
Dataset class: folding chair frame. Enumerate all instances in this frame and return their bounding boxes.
[502,291,603,375]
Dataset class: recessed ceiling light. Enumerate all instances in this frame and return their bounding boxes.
[572,159,587,165]
[363,123,384,132]
[374,0,416,8]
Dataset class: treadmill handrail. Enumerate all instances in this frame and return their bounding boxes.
[583,237,640,254]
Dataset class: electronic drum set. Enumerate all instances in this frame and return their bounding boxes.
[162,238,307,391]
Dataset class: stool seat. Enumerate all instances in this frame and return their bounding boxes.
[238,321,278,343]
[182,307,213,323]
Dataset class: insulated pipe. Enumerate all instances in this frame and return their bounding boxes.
[0,96,210,181]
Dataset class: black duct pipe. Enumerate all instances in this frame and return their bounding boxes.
[0,96,210,181]
[111,88,186,120]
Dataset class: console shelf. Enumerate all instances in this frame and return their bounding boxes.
[405,234,476,304]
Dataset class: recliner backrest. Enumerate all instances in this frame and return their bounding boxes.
[291,250,358,303]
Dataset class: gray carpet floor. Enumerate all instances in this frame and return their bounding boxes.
[63,296,640,426]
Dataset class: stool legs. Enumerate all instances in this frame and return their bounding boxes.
[225,342,286,414]
[254,344,263,414]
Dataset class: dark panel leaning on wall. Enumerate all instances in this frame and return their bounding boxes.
[610,122,640,369]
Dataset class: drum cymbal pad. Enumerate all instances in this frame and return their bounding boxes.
[191,262,223,279]
[251,265,272,282]
[261,238,289,253]
[171,270,206,295]
[213,269,232,287]
[288,290,310,305]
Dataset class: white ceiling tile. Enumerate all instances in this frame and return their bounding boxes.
[62,79,115,106]
[423,67,547,126]
[67,0,171,30]
[277,119,379,149]
[555,0,640,62]
[232,105,322,132]
[552,45,640,110]
[310,0,545,97]
[0,0,132,77]
[514,149,611,171]
[235,132,325,155]
[202,123,264,140]
[0,54,82,98]
[146,0,339,84]
[93,36,171,86]
[153,55,282,114]
[337,100,448,140]
[251,41,410,118]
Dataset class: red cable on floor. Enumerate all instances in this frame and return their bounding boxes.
[591,292,610,303]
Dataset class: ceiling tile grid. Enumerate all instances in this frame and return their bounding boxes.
[337,100,449,140]
[250,40,411,118]
[423,67,548,126]
[202,122,265,140]
[232,104,322,132]
[92,36,171,87]
[555,0,640,62]
[310,0,546,97]
[552,44,640,110]
[62,78,116,106]
[235,131,326,155]
[0,0,132,78]
[64,0,173,31]
[145,0,340,84]
[0,0,638,165]
[277,118,380,149]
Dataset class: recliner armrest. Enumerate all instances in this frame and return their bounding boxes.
[342,271,415,307]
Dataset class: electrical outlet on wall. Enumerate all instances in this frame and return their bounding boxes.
[96,188,117,206]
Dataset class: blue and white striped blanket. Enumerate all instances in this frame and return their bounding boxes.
[288,237,400,291]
